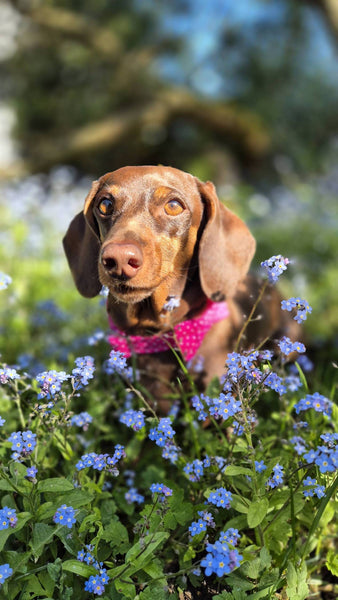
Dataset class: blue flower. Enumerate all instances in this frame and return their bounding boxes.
[0,272,12,290]
[255,460,267,473]
[119,409,145,431]
[189,518,207,537]
[125,487,144,504]
[267,463,284,489]
[201,538,243,577]
[281,297,312,324]
[278,336,306,356]
[294,392,332,418]
[150,482,173,498]
[162,295,181,312]
[161,442,180,464]
[219,528,241,547]
[0,563,13,585]
[84,573,109,596]
[7,430,37,459]
[261,255,289,283]
[0,367,20,384]
[104,350,128,374]
[76,445,125,474]
[53,505,76,528]
[0,417,5,426]
[72,356,95,390]
[264,372,287,395]
[0,507,17,530]
[26,465,38,479]
[71,412,93,430]
[149,418,175,447]
[36,369,69,399]
[183,459,204,482]
[208,487,232,509]
[197,511,215,527]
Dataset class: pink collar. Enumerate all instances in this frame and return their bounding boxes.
[107,300,229,361]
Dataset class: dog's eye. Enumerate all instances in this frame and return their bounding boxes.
[164,199,185,216]
[98,197,114,216]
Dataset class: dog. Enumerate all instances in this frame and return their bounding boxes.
[63,165,296,409]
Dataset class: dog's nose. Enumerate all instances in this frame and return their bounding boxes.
[101,242,143,279]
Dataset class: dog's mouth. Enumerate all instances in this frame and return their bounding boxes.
[104,280,155,303]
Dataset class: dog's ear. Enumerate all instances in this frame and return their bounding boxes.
[63,180,102,298]
[196,179,256,300]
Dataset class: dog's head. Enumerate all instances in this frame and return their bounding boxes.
[63,166,255,309]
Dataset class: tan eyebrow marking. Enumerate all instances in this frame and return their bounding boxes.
[101,184,120,197]
[153,186,173,200]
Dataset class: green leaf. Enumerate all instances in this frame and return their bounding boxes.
[47,558,62,582]
[247,498,269,528]
[225,465,253,477]
[230,494,249,514]
[286,561,309,600]
[48,488,94,508]
[37,477,74,493]
[0,512,32,551]
[101,520,129,552]
[125,531,169,575]
[113,578,136,599]
[30,523,55,560]
[62,559,97,577]
[326,549,338,577]
[138,581,169,599]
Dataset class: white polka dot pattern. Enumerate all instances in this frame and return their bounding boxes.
[107,300,229,360]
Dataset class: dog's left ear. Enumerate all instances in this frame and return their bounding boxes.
[196,179,256,300]
[63,180,102,298]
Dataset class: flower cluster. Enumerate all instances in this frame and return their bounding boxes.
[119,409,145,431]
[72,356,95,390]
[161,441,180,464]
[125,487,145,504]
[104,350,128,374]
[0,564,13,585]
[53,505,76,528]
[149,418,175,447]
[294,392,332,419]
[71,411,93,429]
[303,477,325,499]
[302,433,337,474]
[75,445,125,473]
[264,372,287,395]
[225,351,262,384]
[200,529,243,577]
[195,392,242,422]
[0,507,17,530]
[261,255,289,283]
[267,463,284,489]
[77,545,102,569]
[278,336,306,356]
[189,518,207,537]
[84,569,110,596]
[150,483,173,499]
[0,272,12,290]
[8,430,37,460]
[36,369,68,400]
[184,458,205,482]
[281,297,312,323]
[208,487,232,509]
[0,366,20,384]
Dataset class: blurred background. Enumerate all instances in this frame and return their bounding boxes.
[0,0,337,368]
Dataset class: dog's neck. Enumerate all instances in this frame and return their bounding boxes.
[106,272,206,335]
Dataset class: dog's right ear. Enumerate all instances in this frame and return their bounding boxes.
[63,180,102,298]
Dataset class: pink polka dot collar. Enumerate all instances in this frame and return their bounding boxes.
[107,300,229,361]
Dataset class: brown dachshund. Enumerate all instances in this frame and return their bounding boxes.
[63,166,296,407]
